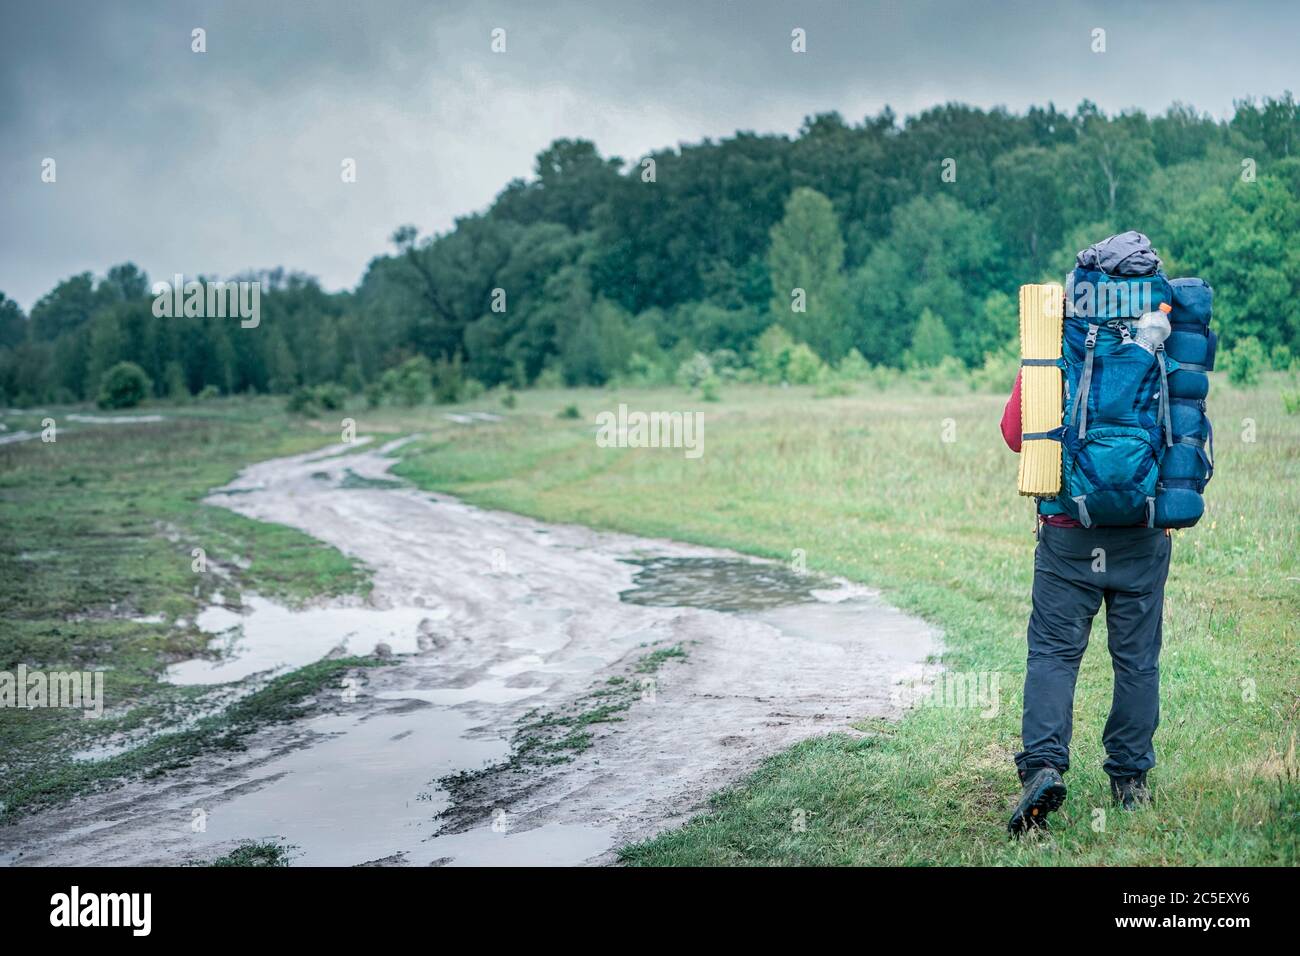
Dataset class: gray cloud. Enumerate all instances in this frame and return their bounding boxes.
[2,0,1296,309]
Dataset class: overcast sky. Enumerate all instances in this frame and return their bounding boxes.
[2,0,1296,310]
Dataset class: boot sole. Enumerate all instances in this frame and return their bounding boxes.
[1008,781,1067,835]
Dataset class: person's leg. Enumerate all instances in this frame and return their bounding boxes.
[1016,525,1105,779]
[1101,529,1172,783]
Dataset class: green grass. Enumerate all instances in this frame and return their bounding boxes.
[389,376,1300,865]
[201,839,295,867]
[0,399,373,818]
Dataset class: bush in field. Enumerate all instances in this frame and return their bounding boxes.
[557,403,581,419]
[433,354,466,404]
[906,308,955,368]
[708,349,744,381]
[970,344,1020,394]
[96,361,152,410]
[699,375,722,402]
[196,384,220,402]
[677,351,714,389]
[1270,343,1294,371]
[923,355,973,395]
[382,356,434,406]
[753,325,795,383]
[315,383,347,411]
[1226,336,1266,387]
[836,348,871,381]
[501,391,518,409]
[1282,390,1300,415]
[785,342,826,385]
[287,383,348,415]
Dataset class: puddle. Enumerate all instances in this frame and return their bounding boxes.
[619,556,831,612]
[166,596,439,686]
[66,414,166,424]
[426,822,614,867]
[187,707,510,867]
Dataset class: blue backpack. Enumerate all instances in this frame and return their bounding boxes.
[1036,266,1214,529]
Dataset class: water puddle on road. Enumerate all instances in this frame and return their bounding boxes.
[166,597,441,686]
[187,706,510,867]
[619,556,832,611]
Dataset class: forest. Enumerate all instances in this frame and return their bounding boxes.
[3,93,1299,407]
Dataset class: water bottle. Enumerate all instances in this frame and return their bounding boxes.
[1133,302,1172,354]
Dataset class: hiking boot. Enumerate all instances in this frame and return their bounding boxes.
[1110,772,1151,810]
[1007,766,1067,836]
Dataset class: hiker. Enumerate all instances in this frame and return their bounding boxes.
[996,232,1209,835]
[1000,372,1171,833]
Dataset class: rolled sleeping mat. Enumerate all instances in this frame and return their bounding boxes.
[1017,283,1064,496]
[1161,401,1212,486]
[1156,483,1205,529]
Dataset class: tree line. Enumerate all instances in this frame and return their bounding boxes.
[3,93,1300,406]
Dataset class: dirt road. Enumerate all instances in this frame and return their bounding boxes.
[1,436,938,866]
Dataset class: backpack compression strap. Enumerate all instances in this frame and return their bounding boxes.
[1155,342,1173,447]
[1068,323,1100,439]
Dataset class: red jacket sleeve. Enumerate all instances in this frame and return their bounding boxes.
[1000,370,1022,453]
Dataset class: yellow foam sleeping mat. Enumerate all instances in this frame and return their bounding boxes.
[1017,283,1064,496]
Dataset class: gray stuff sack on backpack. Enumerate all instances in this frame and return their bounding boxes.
[1075,230,1163,277]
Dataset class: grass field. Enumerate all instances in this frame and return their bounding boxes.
[391,376,1300,865]
[2,375,1297,864]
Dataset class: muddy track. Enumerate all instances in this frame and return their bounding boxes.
[0,436,939,866]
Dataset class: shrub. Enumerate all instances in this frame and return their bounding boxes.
[196,384,220,402]
[785,342,827,385]
[1270,343,1294,372]
[970,344,1020,394]
[287,383,347,415]
[432,354,465,404]
[836,348,871,382]
[501,391,518,409]
[1226,336,1266,387]
[96,361,152,410]
[382,356,434,406]
[699,376,722,402]
[557,404,581,420]
[677,351,714,389]
[1282,390,1300,415]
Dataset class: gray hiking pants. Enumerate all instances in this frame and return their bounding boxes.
[1016,523,1172,781]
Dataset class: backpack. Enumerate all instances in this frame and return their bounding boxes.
[1037,234,1182,527]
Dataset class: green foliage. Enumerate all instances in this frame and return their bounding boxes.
[906,308,956,368]
[557,403,581,420]
[9,94,1300,405]
[96,361,151,409]
[1227,336,1267,386]
[381,356,434,406]
[785,342,826,385]
[676,352,714,389]
[287,383,347,415]
[1282,389,1300,415]
[767,187,849,361]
